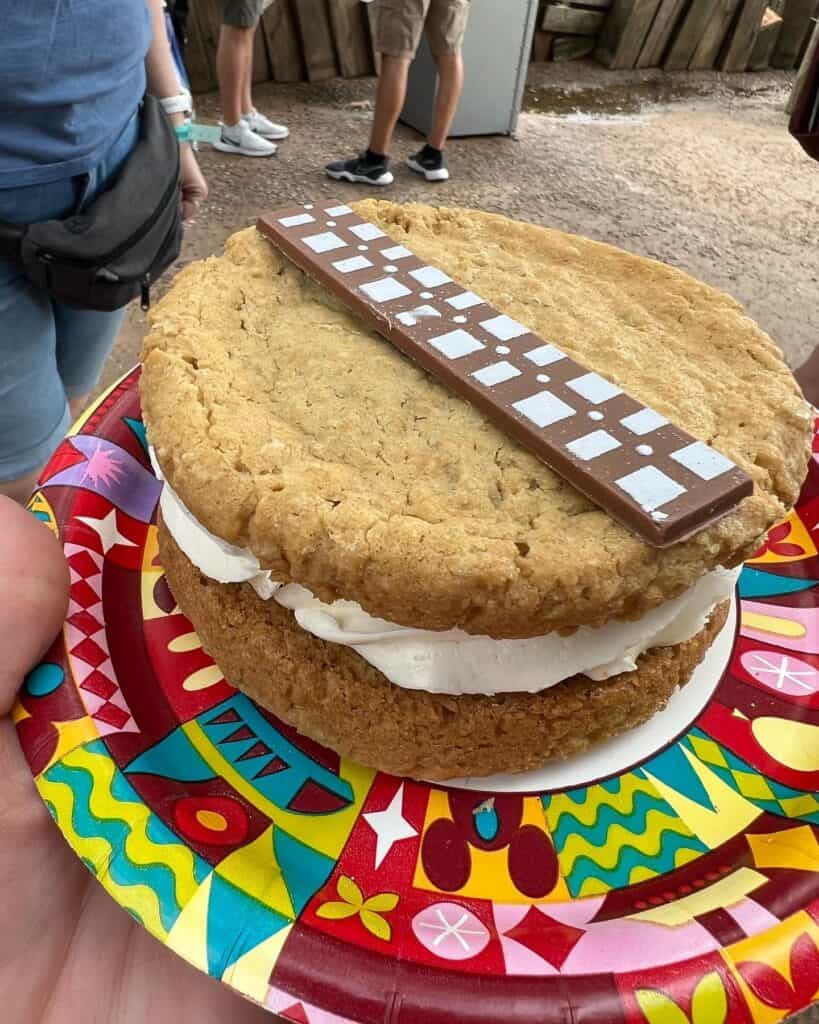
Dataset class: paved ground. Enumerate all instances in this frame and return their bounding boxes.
[104,60,819,394]
[101,61,819,1022]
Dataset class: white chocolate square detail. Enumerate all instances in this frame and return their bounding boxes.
[381,245,412,260]
[446,291,484,310]
[333,255,372,273]
[670,441,735,481]
[397,305,441,326]
[524,344,566,367]
[513,391,575,428]
[471,361,521,387]
[304,231,347,254]
[567,372,623,404]
[615,466,686,511]
[567,430,621,461]
[480,314,528,341]
[620,408,668,436]
[350,222,386,241]
[359,277,412,303]
[325,204,353,217]
[429,329,485,360]
[279,213,315,227]
[410,266,452,289]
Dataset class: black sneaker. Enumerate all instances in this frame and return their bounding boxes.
[325,152,394,186]
[407,146,449,182]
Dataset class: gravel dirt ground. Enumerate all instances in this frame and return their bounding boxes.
[104,60,819,392]
[103,62,819,1023]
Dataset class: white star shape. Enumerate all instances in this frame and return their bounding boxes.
[416,906,486,952]
[363,783,418,869]
[76,509,137,555]
[748,652,817,691]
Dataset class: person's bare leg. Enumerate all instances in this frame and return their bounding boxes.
[217,24,254,125]
[429,52,464,150]
[0,392,91,503]
[241,25,256,116]
[795,348,819,408]
[368,56,411,155]
[0,469,42,505]
[68,394,89,421]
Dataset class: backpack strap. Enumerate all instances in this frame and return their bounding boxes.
[0,220,25,263]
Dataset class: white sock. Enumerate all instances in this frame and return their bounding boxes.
[222,121,243,140]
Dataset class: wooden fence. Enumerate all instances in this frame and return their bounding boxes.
[182,0,819,92]
[533,1,613,62]
[184,0,377,92]
[596,0,819,71]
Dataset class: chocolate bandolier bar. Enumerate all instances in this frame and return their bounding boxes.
[258,204,753,547]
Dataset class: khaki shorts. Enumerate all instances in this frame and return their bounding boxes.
[375,0,471,59]
[222,0,270,28]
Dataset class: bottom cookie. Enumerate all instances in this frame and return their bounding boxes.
[158,521,731,780]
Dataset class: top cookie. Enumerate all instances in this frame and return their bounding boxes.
[141,200,810,638]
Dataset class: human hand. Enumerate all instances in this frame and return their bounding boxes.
[0,497,270,1023]
[179,144,208,222]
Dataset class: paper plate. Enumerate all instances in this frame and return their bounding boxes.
[14,367,819,1024]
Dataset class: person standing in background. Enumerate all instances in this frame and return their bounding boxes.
[326,0,470,185]
[0,0,207,504]
[168,0,191,55]
[214,0,289,157]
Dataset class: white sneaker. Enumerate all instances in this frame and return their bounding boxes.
[213,121,277,157]
[242,108,289,140]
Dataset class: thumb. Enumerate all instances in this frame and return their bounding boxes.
[0,497,69,715]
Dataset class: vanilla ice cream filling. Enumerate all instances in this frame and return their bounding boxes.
[151,450,738,696]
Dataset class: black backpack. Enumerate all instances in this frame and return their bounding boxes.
[0,95,182,311]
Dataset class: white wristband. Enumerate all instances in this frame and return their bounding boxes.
[159,91,193,117]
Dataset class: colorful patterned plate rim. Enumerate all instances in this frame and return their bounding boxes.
[14,367,819,1024]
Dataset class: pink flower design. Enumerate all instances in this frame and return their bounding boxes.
[412,902,490,961]
[81,442,124,488]
[741,651,819,696]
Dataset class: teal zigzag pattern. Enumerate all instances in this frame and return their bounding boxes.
[547,786,670,851]
[563,823,706,896]
[543,773,706,896]
[39,740,209,936]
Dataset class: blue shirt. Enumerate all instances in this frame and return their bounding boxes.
[0,0,152,188]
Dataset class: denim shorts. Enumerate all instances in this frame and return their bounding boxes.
[0,110,140,483]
